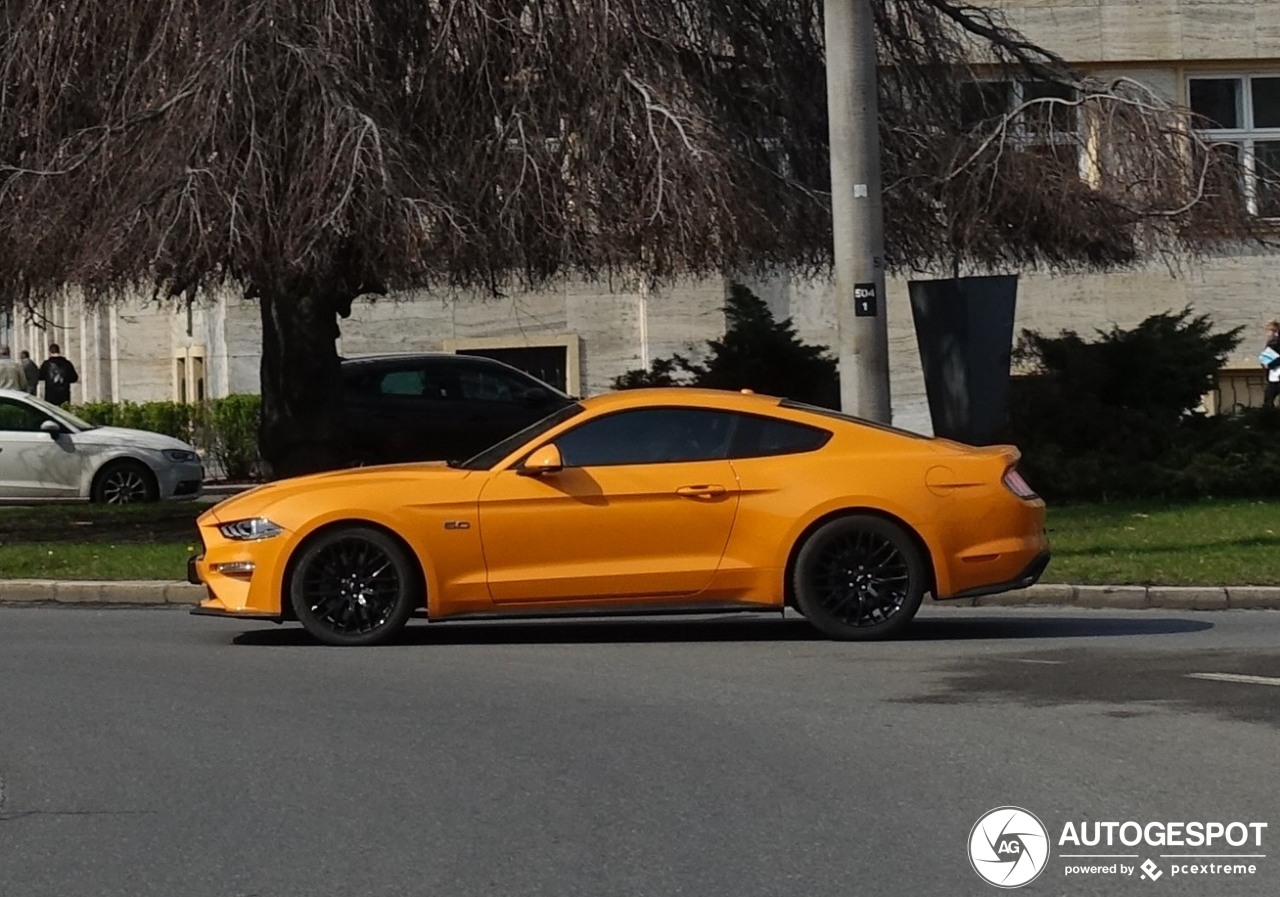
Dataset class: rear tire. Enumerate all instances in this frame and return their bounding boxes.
[289,526,420,646]
[91,460,158,504]
[792,515,926,640]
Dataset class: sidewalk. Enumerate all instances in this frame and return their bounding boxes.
[1,581,1278,609]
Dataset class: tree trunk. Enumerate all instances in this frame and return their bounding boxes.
[258,290,350,479]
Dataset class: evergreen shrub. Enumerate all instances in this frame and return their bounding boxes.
[613,283,840,407]
[1007,309,1280,500]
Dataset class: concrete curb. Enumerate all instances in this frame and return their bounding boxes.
[949,583,1280,611]
[0,579,204,607]
[1,580,1279,609]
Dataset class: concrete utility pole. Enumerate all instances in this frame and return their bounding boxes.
[823,0,891,422]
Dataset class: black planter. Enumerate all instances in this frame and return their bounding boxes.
[908,275,1018,446]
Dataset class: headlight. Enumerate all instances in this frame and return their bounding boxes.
[217,518,285,541]
[163,449,198,463]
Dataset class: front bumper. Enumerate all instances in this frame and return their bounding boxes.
[187,517,293,618]
[189,604,282,621]
[157,460,205,500]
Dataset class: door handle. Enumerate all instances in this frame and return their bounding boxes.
[675,484,727,498]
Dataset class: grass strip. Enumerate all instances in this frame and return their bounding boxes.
[1047,498,1280,586]
[0,541,193,580]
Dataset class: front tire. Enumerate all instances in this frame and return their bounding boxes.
[792,515,927,640]
[289,526,420,646]
[92,460,158,504]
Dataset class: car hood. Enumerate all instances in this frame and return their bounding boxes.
[74,426,197,452]
[203,462,473,523]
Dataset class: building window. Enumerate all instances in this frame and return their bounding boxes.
[1189,75,1280,217]
[174,348,206,403]
[958,79,1082,174]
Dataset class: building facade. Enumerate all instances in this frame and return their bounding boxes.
[5,0,1278,433]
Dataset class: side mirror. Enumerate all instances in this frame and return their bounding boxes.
[40,420,62,438]
[519,443,563,476]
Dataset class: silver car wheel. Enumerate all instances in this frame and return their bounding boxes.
[97,463,154,504]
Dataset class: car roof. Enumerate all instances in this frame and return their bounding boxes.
[340,352,570,395]
[578,388,787,413]
[341,353,515,368]
[575,389,928,441]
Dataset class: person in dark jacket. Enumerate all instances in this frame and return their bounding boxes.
[19,351,39,394]
[1263,321,1280,408]
[38,343,78,406]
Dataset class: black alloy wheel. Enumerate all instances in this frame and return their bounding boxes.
[92,460,158,504]
[792,514,927,640]
[289,526,420,646]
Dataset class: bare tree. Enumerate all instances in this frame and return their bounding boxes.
[0,1,1267,475]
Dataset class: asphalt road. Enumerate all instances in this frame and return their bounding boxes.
[1,605,1278,897]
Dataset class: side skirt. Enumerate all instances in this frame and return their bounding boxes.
[427,602,781,624]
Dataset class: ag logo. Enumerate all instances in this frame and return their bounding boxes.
[969,807,1051,888]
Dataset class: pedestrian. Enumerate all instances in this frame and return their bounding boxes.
[38,343,78,407]
[18,350,38,394]
[0,345,25,390]
[1262,320,1280,408]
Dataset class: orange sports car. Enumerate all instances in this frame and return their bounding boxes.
[189,388,1049,645]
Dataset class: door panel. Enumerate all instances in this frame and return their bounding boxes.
[0,432,83,498]
[477,461,739,602]
[353,395,463,462]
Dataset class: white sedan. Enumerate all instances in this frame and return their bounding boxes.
[0,388,204,502]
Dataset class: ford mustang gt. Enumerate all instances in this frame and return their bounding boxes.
[189,388,1049,645]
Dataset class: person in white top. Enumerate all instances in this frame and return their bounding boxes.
[1263,320,1280,409]
[0,345,27,390]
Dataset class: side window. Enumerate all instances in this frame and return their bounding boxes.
[456,367,532,403]
[343,365,455,399]
[342,372,379,397]
[0,399,49,433]
[378,370,427,397]
[730,415,831,458]
[554,408,735,467]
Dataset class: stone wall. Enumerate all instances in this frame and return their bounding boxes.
[338,277,729,397]
[990,0,1280,63]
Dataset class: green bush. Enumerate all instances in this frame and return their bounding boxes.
[204,395,262,481]
[1009,308,1242,461]
[613,283,840,407]
[73,400,198,442]
[1006,309,1280,501]
[71,395,263,481]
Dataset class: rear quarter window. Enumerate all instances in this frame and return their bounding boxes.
[729,415,831,458]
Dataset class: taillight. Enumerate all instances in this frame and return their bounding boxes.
[1003,466,1038,499]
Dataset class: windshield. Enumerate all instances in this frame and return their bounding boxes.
[26,394,98,431]
[456,402,586,470]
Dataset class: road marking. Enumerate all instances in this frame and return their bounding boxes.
[1185,672,1280,687]
[1005,658,1065,665]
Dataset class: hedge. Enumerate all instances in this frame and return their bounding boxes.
[1006,309,1280,501]
[70,395,262,482]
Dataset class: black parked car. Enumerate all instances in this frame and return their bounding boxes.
[340,354,574,465]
